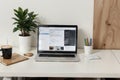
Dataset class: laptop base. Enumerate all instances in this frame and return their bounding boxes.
[35,54,80,62]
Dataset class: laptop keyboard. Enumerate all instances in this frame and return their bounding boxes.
[39,54,75,57]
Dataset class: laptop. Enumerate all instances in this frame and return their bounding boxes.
[35,25,80,62]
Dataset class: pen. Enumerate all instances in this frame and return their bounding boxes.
[86,38,89,46]
[90,38,92,46]
[84,38,87,46]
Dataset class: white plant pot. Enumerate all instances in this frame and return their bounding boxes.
[19,35,31,54]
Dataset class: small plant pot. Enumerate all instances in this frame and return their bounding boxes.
[19,35,31,54]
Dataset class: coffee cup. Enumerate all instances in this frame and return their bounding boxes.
[0,45,12,59]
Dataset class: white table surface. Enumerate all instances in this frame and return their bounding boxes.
[111,50,120,64]
[0,48,120,78]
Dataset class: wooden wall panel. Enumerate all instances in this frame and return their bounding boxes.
[94,0,120,49]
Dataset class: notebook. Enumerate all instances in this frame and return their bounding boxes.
[35,25,80,62]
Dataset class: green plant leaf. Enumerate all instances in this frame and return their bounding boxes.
[14,9,18,13]
[12,17,19,21]
[14,13,19,18]
[23,9,28,16]
[13,22,18,25]
[13,27,18,32]
[18,7,23,13]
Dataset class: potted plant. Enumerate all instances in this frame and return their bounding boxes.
[12,7,38,53]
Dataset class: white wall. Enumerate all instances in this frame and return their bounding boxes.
[0,0,94,48]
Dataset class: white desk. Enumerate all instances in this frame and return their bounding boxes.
[0,49,120,78]
[111,50,120,64]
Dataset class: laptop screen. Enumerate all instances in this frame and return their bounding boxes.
[38,25,77,53]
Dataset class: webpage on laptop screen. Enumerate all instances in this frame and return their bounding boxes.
[39,27,76,51]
